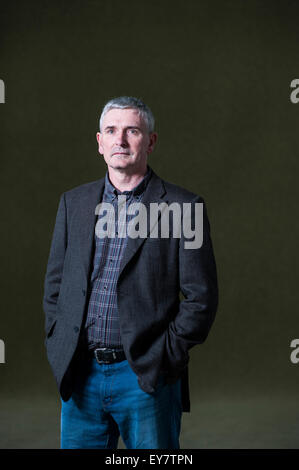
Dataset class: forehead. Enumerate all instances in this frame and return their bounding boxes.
[102,108,146,128]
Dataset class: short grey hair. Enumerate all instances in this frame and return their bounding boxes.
[99,96,155,134]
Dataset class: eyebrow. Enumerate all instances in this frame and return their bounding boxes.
[104,125,142,131]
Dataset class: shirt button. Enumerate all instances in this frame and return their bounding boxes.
[104,285,107,290]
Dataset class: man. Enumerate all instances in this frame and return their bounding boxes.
[43,96,218,449]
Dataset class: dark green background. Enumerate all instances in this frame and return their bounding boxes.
[0,0,299,448]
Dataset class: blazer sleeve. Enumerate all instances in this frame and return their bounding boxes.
[166,195,218,363]
[43,193,68,336]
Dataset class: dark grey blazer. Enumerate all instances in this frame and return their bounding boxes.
[43,167,218,412]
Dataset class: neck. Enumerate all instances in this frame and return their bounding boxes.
[107,165,148,192]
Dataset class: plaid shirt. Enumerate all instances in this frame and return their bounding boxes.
[84,167,152,349]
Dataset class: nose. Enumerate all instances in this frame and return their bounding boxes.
[114,129,128,146]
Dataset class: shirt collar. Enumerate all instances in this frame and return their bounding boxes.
[104,165,152,202]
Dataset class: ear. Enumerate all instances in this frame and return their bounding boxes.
[96,132,104,155]
[147,132,158,154]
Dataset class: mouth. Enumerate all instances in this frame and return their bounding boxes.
[112,152,130,156]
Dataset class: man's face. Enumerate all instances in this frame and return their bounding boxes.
[96,108,157,172]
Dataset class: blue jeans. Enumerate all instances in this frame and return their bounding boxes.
[60,355,183,449]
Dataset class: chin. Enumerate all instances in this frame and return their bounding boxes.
[110,162,132,171]
[110,157,133,166]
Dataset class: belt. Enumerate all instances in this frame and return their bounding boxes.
[90,347,126,364]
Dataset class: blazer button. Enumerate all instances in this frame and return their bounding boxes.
[82,289,86,296]
[73,326,79,333]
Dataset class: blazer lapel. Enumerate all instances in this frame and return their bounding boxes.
[118,170,168,279]
[78,177,105,280]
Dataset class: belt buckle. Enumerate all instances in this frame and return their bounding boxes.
[95,348,111,364]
